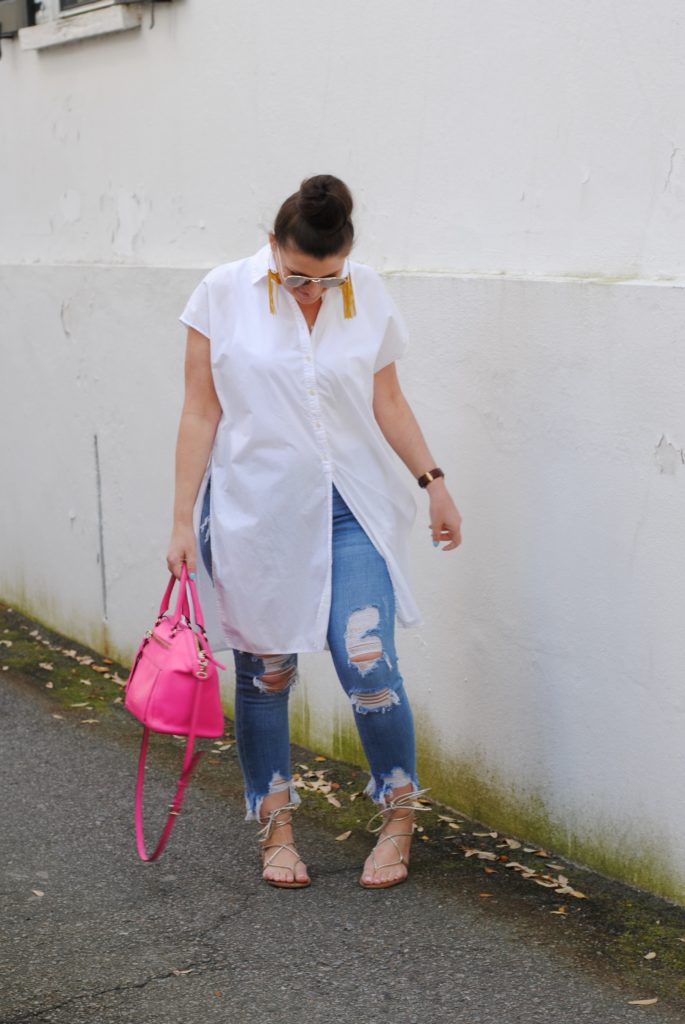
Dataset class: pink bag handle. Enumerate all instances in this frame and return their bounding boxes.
[157,564,207,633]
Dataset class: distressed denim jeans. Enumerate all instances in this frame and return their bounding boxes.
[200,481,420,822]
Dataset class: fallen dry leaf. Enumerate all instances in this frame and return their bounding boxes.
[70,702,90,708]
[484,867,497,875]
[326,795,342,808]
[51,714,64,720]
[447,823,461,831]
[80,719,100,725]
[349,791,363,802]
[479,892,495,898]
[171,969,193,976]
[550,907,567,915]
[103,658,113,664]
[627,998,659,1005]
[644,952,657,961]
[38,662,54,671]
[314,756,327,762]
[0,639,12,647]
[92,666,108,674]
[113,697,123,704]
[546,862,567,871]
[45,681,54,689]
[79,679,92,686]
[555,885,587,899]
[438,814,457,823]
[335,831,352,842]
[31,890,45,897]
[474,831,498,838]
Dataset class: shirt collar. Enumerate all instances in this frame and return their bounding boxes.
[249,243,275,284]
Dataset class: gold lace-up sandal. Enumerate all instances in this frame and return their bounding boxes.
[360,787,432,890]
[257,801,311,889]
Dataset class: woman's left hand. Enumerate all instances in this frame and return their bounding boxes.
[427,481,463,551]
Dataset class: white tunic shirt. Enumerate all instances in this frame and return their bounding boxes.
[179,243,421,654]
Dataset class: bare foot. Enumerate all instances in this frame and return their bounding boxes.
[258,795,310,888]
[360,785,418,888]
[360,806,413,888]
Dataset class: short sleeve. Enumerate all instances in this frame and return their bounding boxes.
[179,275,210,339]
[374,296,409,373]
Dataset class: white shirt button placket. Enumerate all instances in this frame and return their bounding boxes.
[292,303,331,468]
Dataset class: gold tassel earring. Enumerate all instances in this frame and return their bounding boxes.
[268,269,281,315]
[340,274,356,319]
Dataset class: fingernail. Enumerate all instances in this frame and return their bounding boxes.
[432,541,439,548]
[189,572,197,580]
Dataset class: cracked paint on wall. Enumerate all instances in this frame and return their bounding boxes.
[654,434,684,474]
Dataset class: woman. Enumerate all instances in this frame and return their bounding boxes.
[167,175,462,890]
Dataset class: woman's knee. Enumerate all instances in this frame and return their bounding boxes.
[234,651,298,694]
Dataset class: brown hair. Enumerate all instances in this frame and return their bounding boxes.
[273,174,354,258]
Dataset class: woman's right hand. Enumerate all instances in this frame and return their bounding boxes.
[167,523,198,579]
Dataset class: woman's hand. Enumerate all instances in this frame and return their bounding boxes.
[427,480,463,551]
[166,523,198,579]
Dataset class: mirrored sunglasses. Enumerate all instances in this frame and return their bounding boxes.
[282,274,347,289]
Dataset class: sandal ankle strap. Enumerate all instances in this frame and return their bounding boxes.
[366,787,432,834]
[256,800,300,843]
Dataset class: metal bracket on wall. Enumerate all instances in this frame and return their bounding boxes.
[116,0,171,30]
[0,22,19,59]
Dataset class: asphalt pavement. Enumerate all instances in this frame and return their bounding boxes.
[2,606,685,1024]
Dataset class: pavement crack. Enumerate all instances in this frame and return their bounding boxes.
[1,959,230,1024]
[190,889,256,944]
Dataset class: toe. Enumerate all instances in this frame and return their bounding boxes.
[295,862,310,885]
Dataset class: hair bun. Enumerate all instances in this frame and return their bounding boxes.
[273,174,354,258]
[297,175,353,232]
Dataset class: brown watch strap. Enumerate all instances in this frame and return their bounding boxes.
[417,467,444,488]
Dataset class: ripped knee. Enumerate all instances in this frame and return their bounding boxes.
[345,606,391,677]
[349,687,401,715]
[252,653,298,694]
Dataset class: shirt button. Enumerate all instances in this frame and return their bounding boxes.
[308,388,316,396]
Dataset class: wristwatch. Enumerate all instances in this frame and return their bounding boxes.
[417,467,445,488]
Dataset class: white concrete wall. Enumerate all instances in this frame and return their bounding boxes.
[1,0,685,900]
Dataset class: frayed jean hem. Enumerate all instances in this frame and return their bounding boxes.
[243,779,302,823]
[364,767,421,807]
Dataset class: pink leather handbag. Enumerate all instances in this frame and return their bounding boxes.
[125,564,226,861]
